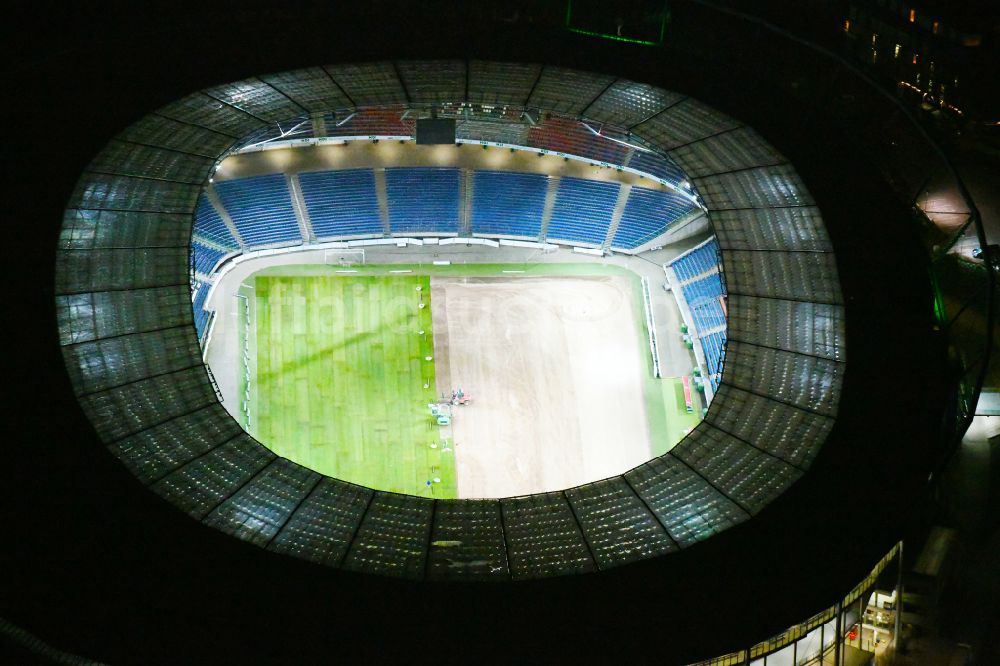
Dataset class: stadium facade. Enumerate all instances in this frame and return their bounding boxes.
[14,2,992,665]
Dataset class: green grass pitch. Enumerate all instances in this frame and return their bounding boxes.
[250,274,456,499]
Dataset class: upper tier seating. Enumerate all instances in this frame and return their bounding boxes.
[385,167,461,234]
[193,193,239,249]
[471,171,548,238]
[213,174,301,247]
[545,176,620,246]
[321,106,415,138]
[611,185,698,249]
[526,117,628,165]
[299,169,384,238]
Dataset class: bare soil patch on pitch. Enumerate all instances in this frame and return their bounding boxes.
[431,275,652,498]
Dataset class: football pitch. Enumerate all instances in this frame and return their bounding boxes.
[238,263,704,499]
[250,274,456,498]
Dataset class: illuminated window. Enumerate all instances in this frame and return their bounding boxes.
[932,20,939,34]
[909,8,916,23]
[844,19,851,32]
[894,44,901,58]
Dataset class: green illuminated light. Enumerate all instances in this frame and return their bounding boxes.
[929,266,948,325]
[565,0,668,47]
[567,27,662,46]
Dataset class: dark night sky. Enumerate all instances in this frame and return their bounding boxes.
[0,2,972,664]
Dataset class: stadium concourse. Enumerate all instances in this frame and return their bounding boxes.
[8,2,986,665]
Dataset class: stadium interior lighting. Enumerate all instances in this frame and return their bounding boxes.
[55,60,855,586]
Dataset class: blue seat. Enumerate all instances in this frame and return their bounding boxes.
[700,330,727,392]
[191,241,226,276]
[191,281,212,340]
[193,193,239,249]
[626,149,687,185]
[471,171,548,238]
[670,239,721,284]
[611,185,698,249]
[545,176,619,246]
[214,174,301,247]
[299,169,383,238]
[385,167,460,234]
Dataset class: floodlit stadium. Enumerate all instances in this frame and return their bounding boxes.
[24,2,992,665]
[60,59,844,579]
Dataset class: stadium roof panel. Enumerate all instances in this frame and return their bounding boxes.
[323,61,408,106]
[259,67,354,114]
[395,59,466,104]
[203,77,310,124]
[467,60,541,106]
[526,65,617,115]
[583,79,686,127]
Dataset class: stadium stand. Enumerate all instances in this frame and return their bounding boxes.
[213,174,301,247]
[193,193,239,249]
[191,282,211,340]
[57,61,856,591]
[668,237,728,390]
[681,273,725,308]
[456,118,531,146]
[671,239,722,283]
[191,241,227,276]
[321,106,415,138]
[545,176,620,245]
[625,148,687,184]
[298,169,384,238]
[526,116,628,165]
[470,170,548,238]
[690,299,727,332]
[700,331,727,392]
[611,185,698,249]
[385,167,460,234]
